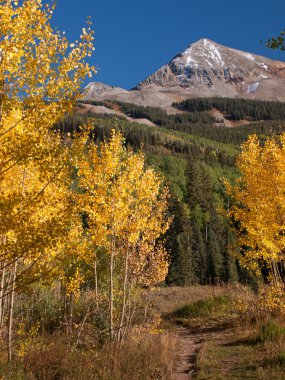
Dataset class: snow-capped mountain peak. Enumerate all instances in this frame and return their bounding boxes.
[137,38,285,94]
[83,39,285,108]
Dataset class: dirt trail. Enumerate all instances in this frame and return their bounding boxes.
[171,322,228,380]
[171,325,202,380]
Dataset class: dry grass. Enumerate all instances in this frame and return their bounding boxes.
[195,321,285,380]
[153,285,285,379]
[0,332,177,380]
[148,285,231,315]
[2,284,284,379]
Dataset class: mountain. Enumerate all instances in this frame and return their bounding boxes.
[83,39,285,109]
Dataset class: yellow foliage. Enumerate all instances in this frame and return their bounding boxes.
[232,283,285,320]
[78,129,171,287]
[0,1,96,359]
[0,0,95,288]
[16,321,40,358]
[0,0,171,347]
[62,268,84,302]
[258,283,285,316]
[225,134,285,281]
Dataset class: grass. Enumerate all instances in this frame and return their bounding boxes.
[153,286,285,380]
[195,326,285,380]
[149,285,230,315]
[193,312,285,379]
[257,320,285,343]
[171,296,231,319]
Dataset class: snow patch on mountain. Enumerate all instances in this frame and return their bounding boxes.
[247,82,260,93]
[259,62,268,71]
[202,39,225,67]
[242,52,255,61]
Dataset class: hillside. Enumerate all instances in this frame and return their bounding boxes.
[68,97,285,285]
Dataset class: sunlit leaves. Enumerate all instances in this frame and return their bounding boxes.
[225,134,285,280]
[0,0,95,292]
[78,129,170,286]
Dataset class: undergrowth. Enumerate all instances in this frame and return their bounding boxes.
[0,333,176,380]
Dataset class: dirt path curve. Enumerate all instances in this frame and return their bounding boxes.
[171,325,203,380]
[171,320,232,380]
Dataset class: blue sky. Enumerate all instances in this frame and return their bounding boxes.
[50,0,285,89]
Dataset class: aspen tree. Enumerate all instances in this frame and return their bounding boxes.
[0,0,95,360]
[78,130,170,339]
[225,134,285,282]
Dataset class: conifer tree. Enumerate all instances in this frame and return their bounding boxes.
[166,196,194,285]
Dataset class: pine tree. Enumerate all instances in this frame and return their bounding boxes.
[166,196,195,285]
[206,226,224,284]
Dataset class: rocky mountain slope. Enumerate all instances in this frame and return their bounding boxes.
[83,39,285,109]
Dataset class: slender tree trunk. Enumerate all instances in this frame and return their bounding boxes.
[125,283,133,336]
[1,280,8,330]
[118,247,129,341]
[69,293,74,330]
[0,235,7,328]
[8,260,17,363]
[126,285,137,335]
[94,252,98,307]
[0,78,4,128]
[0,262,6,327]
[110,251,114,339]
[63,287,68,335]
[67,293,74,347]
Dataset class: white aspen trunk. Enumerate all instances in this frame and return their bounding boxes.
[118,247,129,341]
[110,251,114,339]
[125,283,133,336]
[0,76,4,128]
[8,260,17,363]
[1,275,9,330]
[0,263,6,327]
[94,252,98,307]
[67,293,74,348]
[0,235,7,328]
